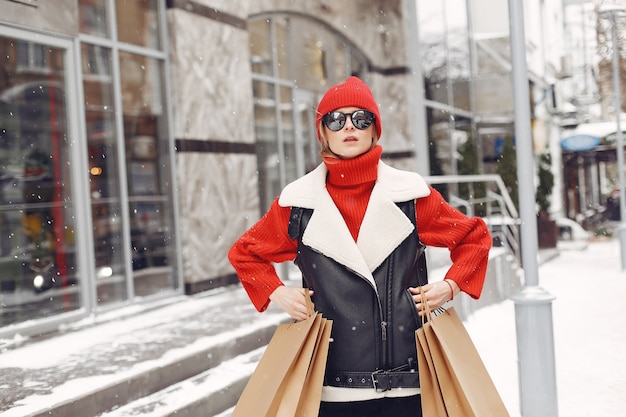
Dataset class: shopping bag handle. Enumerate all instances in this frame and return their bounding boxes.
[304,289,315,316]
[419,286,433,325]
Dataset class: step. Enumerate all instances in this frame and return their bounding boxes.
[99,347,264,417]
[0,286,289,417]
[12,320,282,417]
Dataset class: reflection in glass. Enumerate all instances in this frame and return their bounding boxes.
[249,19,273,76]
[295,91,319,174]
[275,17,290,80]
[253,79,281,211]
[249,14,368,212]
[350,54,365,77]
[334,41,347,82]
[292,16,331,89]
[0,37,80,325]
[418,2,449,105]
[79,0,109,37]
[119,51,175,297]
[446,0,471,111]
[82,42,128,305]
[280,86,297,182]
[419,1,477,177]
[116,0,160,49]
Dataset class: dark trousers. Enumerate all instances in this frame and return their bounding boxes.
[318,395,422,417]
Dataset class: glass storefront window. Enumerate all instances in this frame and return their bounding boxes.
[78,0,177,307]
[82,42,128,305]
[350,54,365,76]
[280,86,297,183]
[334,41,347,82]
[249,19,272,77]
[0,37,80,325]
[429,109,454,175]
[290,16,334,89]
[119,51,175,297]
[275,17,290,80]
[294,90,319,174]
[447,0,471,111]
[249,14,368,212]
[298,31,326,89]
[0,0,176,337]
[252,79,281,210]
[418,2,449,105]
[79,0,109,38]
[16,40,47,70]
[115,0,160,49]
[418,1,479,177]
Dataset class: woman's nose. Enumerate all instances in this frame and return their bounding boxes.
[343,115,355,130]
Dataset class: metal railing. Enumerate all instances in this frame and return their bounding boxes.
[424,174,521,266]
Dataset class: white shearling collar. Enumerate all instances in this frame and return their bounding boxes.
[278,161,430,208]
[278,161,430,284]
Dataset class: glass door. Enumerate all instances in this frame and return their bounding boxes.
[0,32,82,327]
[79,0,179,307]
[293,89,320,176]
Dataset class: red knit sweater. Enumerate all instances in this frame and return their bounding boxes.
[228,146,491,312]
[324,146,380,240]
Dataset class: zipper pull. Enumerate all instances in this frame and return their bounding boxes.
[381,321,387,341]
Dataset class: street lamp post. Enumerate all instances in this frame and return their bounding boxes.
[508,1,559,416]
[601,6,626,271]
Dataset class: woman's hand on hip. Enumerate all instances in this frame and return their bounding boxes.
[409,279,459,316]
[269,286,314,321]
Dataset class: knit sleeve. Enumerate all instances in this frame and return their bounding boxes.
[228,198,298,311]
[415,187,492,299]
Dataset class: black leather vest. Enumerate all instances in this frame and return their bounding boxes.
[288,200,428,389]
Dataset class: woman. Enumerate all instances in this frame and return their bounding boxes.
[228,76,491,417]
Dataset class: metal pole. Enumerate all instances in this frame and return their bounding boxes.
[404,0,431,176]
[507,1,559,416]
[603,7,626,270]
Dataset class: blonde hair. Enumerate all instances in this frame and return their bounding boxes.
[318,121,379,159]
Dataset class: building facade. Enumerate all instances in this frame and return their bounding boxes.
[560,1,626,226]
[0,0,567,341]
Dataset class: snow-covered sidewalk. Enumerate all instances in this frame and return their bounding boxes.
[1,239,625,417]
[467,238,626,417]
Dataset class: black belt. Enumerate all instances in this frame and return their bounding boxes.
[325,364,420,392]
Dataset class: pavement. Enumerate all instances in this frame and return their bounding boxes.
[0,238,622,417]
[0,285,291,417]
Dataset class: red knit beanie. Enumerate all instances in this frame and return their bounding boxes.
[316,76,382,141]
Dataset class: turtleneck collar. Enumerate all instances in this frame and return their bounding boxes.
[324,145,382,187]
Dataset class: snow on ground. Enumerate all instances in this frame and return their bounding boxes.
[0,287,288,416]
[1,239,625,416]
[466,238,626,417]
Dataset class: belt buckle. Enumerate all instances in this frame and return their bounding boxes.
[371,369,391,392]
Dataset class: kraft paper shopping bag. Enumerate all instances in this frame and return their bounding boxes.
[416,287,510,417]
[232,296,332,417]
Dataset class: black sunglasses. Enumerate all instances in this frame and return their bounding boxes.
[322,110,375,131]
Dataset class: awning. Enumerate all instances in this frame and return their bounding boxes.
[560,134,601,152]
